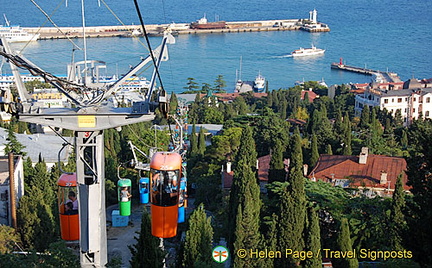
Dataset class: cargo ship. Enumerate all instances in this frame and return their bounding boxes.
[190,14,226,29]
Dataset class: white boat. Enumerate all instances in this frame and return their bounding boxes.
[291,45,325,57]
[0,15,39,42]
[253,72,266,92]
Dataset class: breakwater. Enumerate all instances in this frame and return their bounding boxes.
[23,19,329,40]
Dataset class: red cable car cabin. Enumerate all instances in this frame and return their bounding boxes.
[57,173,79,241]
[150,152,182,238]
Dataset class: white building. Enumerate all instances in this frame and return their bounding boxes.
[355,81,432,125]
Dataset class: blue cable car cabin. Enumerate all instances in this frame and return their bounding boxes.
[178,176,187,223]
[139,177,150,204]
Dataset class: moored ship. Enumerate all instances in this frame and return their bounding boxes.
[0,15,39,42]
[190,14,226,29]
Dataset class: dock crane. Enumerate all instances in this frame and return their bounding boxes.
[0,28,175,267]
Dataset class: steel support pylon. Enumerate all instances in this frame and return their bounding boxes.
[76,131,107,267]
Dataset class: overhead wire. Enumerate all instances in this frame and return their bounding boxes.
[133,0,166,95]
[99,0,149,51]
[28,0,82,51]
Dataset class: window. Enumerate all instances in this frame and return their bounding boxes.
[392,98,395,103]
[397,98,402,103]
[427,97,431,103]
[384,99,388,104]
[414,98,417,102]
[426,111,430,117]
[413,108,416,113]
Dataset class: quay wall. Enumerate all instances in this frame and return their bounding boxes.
[23,19,329,40]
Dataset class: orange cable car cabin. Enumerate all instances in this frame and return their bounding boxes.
[57,173,79,241]
[150,152,182,238]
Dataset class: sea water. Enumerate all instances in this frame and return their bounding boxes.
[2,0,431,93]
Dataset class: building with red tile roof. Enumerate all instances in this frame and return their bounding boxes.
[308,147,409,197]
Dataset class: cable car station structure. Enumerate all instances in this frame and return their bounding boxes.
[0,28,175,266]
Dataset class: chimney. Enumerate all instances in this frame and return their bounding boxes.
[380,171,388,185]
[359,147,369,164]
[226,162,232,173]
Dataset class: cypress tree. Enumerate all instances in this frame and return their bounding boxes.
[227,126,262,266]
[400,129,408,149]
[333,218,358,268]
[342,114,352,155]
[197,127,206,157]
[276,129,306,267]
[181,204,214,267]
[406,119,432,266]
[303,206,322,268]
[129,209,164,268]
[334,109,344,138]
[17,186,57,251]
[359,105,370,129]
[389,173,406,251]
[310,134,319,168]
[268,138,286,183]
[169,91,178,114]
[189,124,198,156]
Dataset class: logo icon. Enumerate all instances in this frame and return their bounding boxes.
[212,245,229,263]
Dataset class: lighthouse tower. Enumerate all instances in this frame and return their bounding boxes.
[309,9,318,23]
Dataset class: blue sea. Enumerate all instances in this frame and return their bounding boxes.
[2,0,432,93]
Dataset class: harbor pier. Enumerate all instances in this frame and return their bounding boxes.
[331,60,401,83]
[23,18,329,40]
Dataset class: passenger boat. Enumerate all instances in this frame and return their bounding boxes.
[253,72,266,92]
[0,15,39,42]
[190,14,226,29]
[291,45,325,57]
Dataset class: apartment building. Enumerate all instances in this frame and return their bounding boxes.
[355,79,432,125]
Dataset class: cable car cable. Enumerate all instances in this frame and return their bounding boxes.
[132,0,166,95]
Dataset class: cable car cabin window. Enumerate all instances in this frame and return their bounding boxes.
[140,181,149,193]
[58,188,78,215]
[151,169,180,206]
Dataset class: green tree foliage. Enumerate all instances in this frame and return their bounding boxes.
[169,92,179,114]
[198,127,206,157]
[307,106,335,152]
[405,119,432,266]
[181,204,214,267]
[183,77,200,92]
[189,123,198,157]
[227,126,262,266]
[332,218,358,268]
[303,206,322,268]
[253,108,290,157]
[268,138,286,183]
[310,134,319,168]
[214,75,226,92]
[272,129,306,267]
[4,127,26,155]
[359,105,370,129]
[206,127,242,163]
[129,209,164,268]
[342,114,352,155]
[17,186,58,251]
[232,96,248,116]
[0,241,79,267]
[0,225,20,253]
[389,173,406,251]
